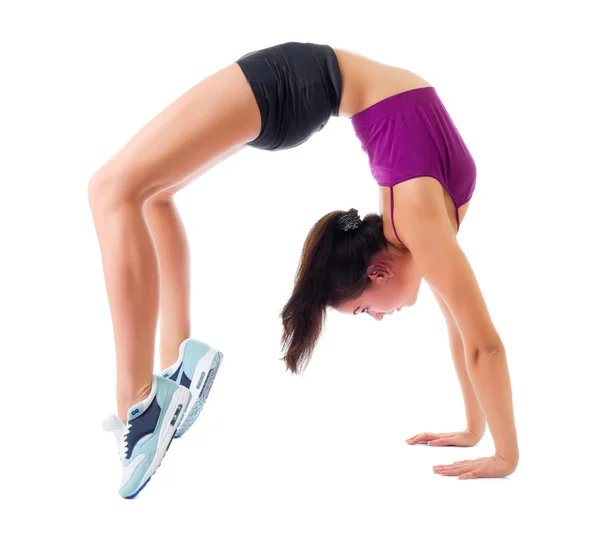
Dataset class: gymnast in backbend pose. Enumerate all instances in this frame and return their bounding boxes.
[89,42,518,498]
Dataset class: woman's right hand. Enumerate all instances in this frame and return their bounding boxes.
[405,429,481,447]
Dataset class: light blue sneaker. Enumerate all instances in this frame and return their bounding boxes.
[102,375,191,499]
[160,338,223,438]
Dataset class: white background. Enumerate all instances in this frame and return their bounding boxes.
[1,0,599,541]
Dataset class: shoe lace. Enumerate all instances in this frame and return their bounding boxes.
[102,414,132,460]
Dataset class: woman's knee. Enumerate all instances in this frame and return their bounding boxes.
[88,166,147,215]
[145,187,176,208]
[143,194,175,222]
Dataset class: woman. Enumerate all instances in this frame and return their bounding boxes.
[90,42,518,498]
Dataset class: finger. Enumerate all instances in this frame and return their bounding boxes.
[433,460,473,468]
[435,465,472,473]
[459,470,485,480]
[424,434,448,442]
[406,433,439,444]
[407,433,438,441]
[440,461,479,470]
[407,432,430,440]
[428,438,456,447]
[433,459,480,468]
[434,463,476,475]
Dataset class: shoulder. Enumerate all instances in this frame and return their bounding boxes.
[389,177,501,353]
[379,180,441,248]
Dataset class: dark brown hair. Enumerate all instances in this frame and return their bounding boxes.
[279,209,389,374]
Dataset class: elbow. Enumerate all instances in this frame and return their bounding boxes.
[478,343,505,358]
[469,342,505,366]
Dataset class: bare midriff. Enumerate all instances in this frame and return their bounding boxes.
[332,48,433,118]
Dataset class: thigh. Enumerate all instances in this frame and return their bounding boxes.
[148,147,242,204]
[96,63,261,201]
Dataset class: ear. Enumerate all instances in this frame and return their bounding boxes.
[367,266,393,281]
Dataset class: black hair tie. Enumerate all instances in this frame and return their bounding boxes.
[336,208,362,232]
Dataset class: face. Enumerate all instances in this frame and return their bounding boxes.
[335,250,422,321]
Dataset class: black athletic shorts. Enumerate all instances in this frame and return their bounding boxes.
[236,42,343,151]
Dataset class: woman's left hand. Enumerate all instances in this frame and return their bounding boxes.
[433,453,517,479]
[406,430,480,447]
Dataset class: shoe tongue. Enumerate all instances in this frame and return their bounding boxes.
[102,414,125,433]
[102,414,128,460]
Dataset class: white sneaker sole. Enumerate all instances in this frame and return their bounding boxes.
[175,340,222,438]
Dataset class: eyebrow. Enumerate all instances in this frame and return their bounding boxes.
[353,306,360,315]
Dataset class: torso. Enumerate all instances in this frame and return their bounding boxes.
[333,48,470,247]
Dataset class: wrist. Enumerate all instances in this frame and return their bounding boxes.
[467,427,483,437]
[466,420,486,440]
[464,429,484,445]
[496,448,519,469]
[466,409,486,438]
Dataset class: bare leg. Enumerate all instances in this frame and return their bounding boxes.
[144,196,191,370]
[144,147,239,370]
[88,63,260,422]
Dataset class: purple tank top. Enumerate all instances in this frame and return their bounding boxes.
[351,87,477,242]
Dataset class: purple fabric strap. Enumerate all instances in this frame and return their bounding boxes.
[390,187,404,245]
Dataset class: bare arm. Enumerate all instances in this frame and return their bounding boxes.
[431,289,486,438]
[392,178,519,476]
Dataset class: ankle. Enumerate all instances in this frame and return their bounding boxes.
[117,379,153,423]
[159,335,190,371]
